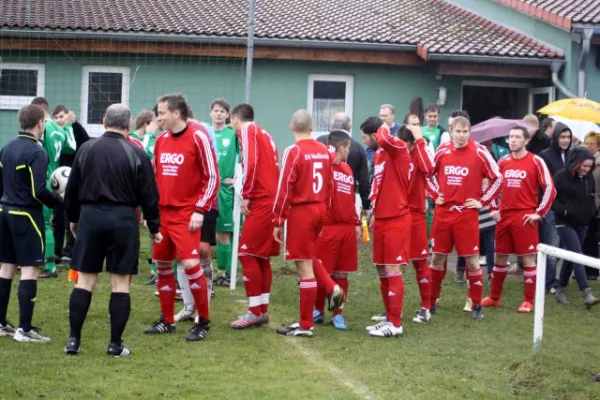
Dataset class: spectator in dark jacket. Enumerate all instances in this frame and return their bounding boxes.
[317,112,370,213]
[526,117,553,155]
[539,122,572,177]
[552,147,600,308]
[538,122,572,292]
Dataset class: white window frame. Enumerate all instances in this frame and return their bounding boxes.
[528,87,555,113]
[80,66,130,137]
[307,74,354,138]
[0,63,45,110]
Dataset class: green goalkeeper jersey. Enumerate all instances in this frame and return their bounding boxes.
[130,131,156,160]
[42,119,76,178]
[214,126,238,180]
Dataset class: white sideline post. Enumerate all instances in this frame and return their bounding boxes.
[230,161,243,290]
[533,243,600,354]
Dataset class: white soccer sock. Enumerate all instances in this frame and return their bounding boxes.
[177,263,195,308]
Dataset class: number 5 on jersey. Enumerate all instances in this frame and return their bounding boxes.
[313,161,323,194]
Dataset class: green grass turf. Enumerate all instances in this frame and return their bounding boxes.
[1,233,600,399]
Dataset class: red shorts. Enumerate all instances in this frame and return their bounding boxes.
[315,224,358,274]
[495,210,539,256]
[410,212,429,260]
[373,212,411,265]
[152,207,200,262]
[285,203,325,261]
[239,200,280,258]
[431,207,479,257]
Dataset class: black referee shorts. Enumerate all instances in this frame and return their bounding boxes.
[0,206,45,266]
[201,209,218,246]
[72,204,139,275]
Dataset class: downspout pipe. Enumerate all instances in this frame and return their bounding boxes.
[578,28,593,98]
[551,61,577,98]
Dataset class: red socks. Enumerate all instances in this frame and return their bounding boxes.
[524,266,536,304]
[413,260,432,310]
[379,273,390,316]
[315,285,327,315]
[430,264,445,309]
[157,267,176,324]
[467,268,484,306]
[332,276,348,316]
[240,255,262,316]
[185,264,210,321]
[386,273,405,328]
[489,264,508,301]
[257,258,272,314]
[299,278,317,330]
[313,258,336,294]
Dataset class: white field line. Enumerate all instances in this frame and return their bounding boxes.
[270,316,377,400]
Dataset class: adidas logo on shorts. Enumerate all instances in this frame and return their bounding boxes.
[473,246,479,251]
[529,245,535,250]
[421,249,428,255]
[241,244,248,250]
[396,256,403,261]
[191,249,198,255]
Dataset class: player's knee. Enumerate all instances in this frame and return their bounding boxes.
[110,274,130,293]
[465,256,480,270]
[19,266,39,280]
[431,253,446,267]
[494,254,508,266]
[75,272,97,291]
[521,255,536,267]
[181,259,200,270]
[217,232,231,245]
[156,261,173,271]
[199,244,211,259]
[0,263,17,279]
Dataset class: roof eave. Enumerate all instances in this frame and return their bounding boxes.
[428,53,563,66]
[0,28,417,52]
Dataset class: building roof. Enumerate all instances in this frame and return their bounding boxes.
[0,0,563,61]
[494,0,600,30]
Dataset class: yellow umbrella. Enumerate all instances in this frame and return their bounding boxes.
[538,98,600,123]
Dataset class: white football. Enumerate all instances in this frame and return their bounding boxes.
[50,166,71,194]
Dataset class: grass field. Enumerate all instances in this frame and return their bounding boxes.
[1,231,600,399]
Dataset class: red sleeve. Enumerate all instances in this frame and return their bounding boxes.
[413,138,434,174]
[375,126,408,156]
[477,146,503,206]
[534,156,557,216]
[273,145,300,226]
[425,176,440,201]
[240,123,257,199]
[193,130,220,213]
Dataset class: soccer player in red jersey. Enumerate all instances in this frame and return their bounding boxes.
[273,110,344,337]
[312,130,361,330]
[362,116,414,338]
[482,126,556,312]
[397,115,438,324]
[144,94,219,341]
[230,104,281,329]
[429,116,502,320]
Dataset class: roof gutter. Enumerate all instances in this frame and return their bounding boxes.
[578,28,593,97]
[0,28,417,52]
[551,61,577,98]
[427,53,561,66]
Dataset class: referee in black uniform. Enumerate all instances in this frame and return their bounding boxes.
[63,104,161,357]
[0,104,62,342]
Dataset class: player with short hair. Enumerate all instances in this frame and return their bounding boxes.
[362,116,413,338]
[312,130,360,330]
[0,104,63,342]
[273,110,343,337]
[211,99,239,287]
[131,109,158,160]
[30,97,76,279]
[397,115,437,323]
[144,94,219,341]
[482,126,556,313]
[230,104,281,329]
[429,116,503,321]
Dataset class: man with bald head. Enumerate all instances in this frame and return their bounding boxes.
[63,103,160,356]
[273,109,343,337]
[317,112,370,214]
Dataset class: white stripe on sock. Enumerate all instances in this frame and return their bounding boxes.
[260,293,270,305]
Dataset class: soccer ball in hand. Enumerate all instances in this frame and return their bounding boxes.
[50,166,71,194]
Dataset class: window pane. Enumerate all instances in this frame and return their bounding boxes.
[0,69,38,96]
[87,72,123,124]
[532,93,549,116]
[312,80,346,132]
[312,99,345,132]
[313,81,346,100]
